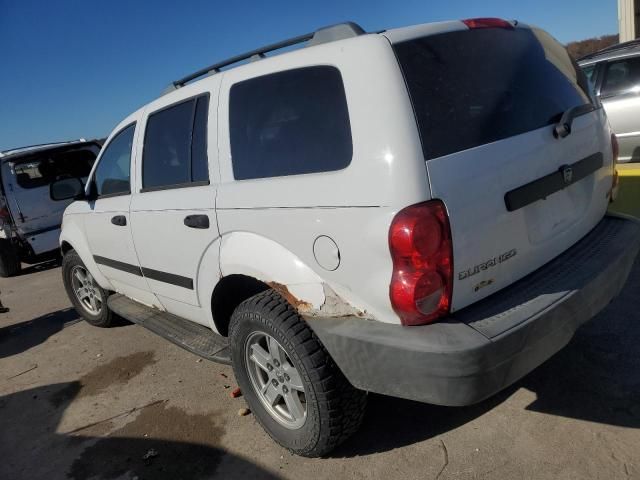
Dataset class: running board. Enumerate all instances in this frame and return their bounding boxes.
[107,294,231,364]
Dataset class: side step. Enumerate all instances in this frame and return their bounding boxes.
[107,294,231,364]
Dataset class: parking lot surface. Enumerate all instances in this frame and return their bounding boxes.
[1,260,639,480]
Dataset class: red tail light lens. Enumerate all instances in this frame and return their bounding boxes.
[462,18,514,30]
[389,200,453,326]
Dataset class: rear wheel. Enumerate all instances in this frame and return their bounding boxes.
[0,239,21,277]
[62,250,114,327]
[229,289,366,457]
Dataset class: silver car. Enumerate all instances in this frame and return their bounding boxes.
[579,40,640,163]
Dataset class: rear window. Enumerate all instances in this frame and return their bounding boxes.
[394,28,592,160]
[13,147,97,189]
[229,66,352,180]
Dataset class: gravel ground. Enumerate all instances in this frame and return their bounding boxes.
[0,259,639,480]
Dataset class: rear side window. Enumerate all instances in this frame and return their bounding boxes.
[229,66,352,180]
[142,95,209,190]
[94,124,135,197]
[394,28,592,160]
[601,56,640,97]
[14,147,96,189]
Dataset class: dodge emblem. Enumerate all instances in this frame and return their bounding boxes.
[560,165,573,185]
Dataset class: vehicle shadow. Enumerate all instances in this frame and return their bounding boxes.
[0,307,80,359]
[521,255,640,425]
[332,260,640,457]
[0,382,281,480]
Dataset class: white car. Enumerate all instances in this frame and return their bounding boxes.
[53,19,639,457]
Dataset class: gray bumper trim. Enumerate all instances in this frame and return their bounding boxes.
[306,215,640,406]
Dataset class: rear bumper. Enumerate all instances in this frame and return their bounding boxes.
[306,215,640,406]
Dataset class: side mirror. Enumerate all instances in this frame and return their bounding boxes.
[50,177,85,201]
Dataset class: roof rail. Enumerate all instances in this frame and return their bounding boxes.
[0,138,90,157]
[578,38,640,61]
[168,21,365,90]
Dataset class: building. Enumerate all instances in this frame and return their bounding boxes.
[619,0,640,41]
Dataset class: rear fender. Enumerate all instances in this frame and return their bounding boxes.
[218,232,364,317]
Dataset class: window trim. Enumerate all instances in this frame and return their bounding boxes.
[92,122,136,199]
[139,179,210,194]
[140,92,211,193]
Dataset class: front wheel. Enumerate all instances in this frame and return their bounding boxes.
[229,289,367,457]
[62,250,114,327]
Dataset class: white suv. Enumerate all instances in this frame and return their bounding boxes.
[53,19,640,456]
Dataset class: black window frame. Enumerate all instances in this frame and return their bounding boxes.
[92,122,136,200]
[140,93,211,193]
[228,65,353,181]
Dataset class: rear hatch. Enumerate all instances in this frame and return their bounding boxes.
[390,22,614,312]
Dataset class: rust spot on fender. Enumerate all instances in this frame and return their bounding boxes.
[267,282,313,311]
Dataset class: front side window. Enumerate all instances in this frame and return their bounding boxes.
[142,95,210,190]
[601,57,640,97]
[229,66,352,180]
[94,124,135,197]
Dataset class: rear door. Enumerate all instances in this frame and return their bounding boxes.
[391,24,614,311]
[129,88,219,325]
[598,54,640,163]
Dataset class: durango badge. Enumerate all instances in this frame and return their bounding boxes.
[458,249,518,280]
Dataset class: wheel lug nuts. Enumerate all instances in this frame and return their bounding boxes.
[267,364,273,371]
[284,374,290,381]
[282,386,288,394]
[273,360,280,367]
[272,379,278,387]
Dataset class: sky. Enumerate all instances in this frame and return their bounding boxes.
[0,0,618,151]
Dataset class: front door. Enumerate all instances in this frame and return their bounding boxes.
[129,92,219,325]
[84,122,158,307]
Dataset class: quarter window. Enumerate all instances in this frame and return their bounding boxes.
[229,66,352,180]
[601,57,640,97]
[142,95,210,190]
[94,124,135,197]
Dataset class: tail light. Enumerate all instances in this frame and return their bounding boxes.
[610,133,619,202]
[389,200,453,326]
[462,18,514,30]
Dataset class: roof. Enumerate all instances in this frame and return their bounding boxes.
[578,39,640,64]
[0,139,97,162]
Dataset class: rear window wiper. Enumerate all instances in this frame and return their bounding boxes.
[553,103,597,139]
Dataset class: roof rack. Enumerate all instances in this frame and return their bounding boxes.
[168,22,365,91]
[578,38,640,61]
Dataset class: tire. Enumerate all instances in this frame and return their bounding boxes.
[0,240,21,277]
[229,289,366,457]
[62,250,114,327]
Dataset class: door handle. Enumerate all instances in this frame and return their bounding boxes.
[184,214,209,229]
[111,215,127,226]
